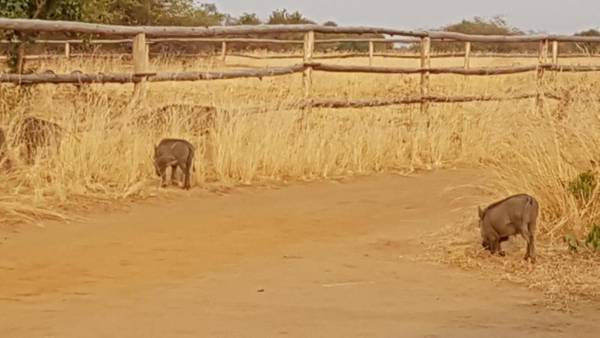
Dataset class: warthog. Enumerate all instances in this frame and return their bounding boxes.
[478,194,539,263]
[153,138,195,190]
[12,117,63,163]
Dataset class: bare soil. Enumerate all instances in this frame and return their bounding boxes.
[1,169,598,338]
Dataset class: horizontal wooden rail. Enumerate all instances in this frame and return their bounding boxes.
[3,63,600,85]
[549,65,600,72]
[307,63,541,76]
[223,52,467,60]
[315,38,419,43]
[310,93,546,108]
[0,19,427,38]
[0,37,417,45]
[2,18,600,43]
[0,65,305,84]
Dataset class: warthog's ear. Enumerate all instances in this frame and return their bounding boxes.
[478,206,484,219]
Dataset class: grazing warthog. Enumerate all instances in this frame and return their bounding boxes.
[478,194,539,263]
[153,138,195,190]
[13,117,63,163]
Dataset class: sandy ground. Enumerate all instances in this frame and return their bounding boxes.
[1,169,599,338]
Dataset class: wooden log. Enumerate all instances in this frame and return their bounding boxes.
[221,41,227,62]
[303,31,315,100]
[151,65,305,81]
[549,64,600,72]
[150,37,302,44]
[428,31,600,43]
[420,37,431,115]
[64,42,70,59]
[307,63,542,76]
[131,33,149,103]
[369,40,374,66]
[193,52,533,60]
[310,94,544,109]
[227,53,302,59]
[5,63,600,86]
[552,40,559,65]
[464,41,471,69]
[315,38,420,44]
[0,65,306,85]
[0,19,428,38]
[3,18,600,43]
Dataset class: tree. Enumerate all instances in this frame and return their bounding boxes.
[81,1,225,26]
[267,9,313,25]
[237,12,261,25]
[572,29,600,54]
[0,0,82,73]
[434,16,529,53]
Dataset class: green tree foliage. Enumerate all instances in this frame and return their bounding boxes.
[81,0,224,26]
[432,16,532,53]
[572,29,600,54]
[236,12,261,25]
[0,0,81,20]
[267,9,313,25]
[444,16,521,36]
[0,0,83,73]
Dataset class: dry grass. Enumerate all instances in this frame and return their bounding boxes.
[2,52,600,306]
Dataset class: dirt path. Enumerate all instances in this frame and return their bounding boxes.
[0,169,598,338]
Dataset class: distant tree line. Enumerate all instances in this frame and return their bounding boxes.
[428,16,600,54]
[1,2,599,73]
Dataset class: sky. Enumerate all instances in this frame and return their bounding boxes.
[213,0,600,34]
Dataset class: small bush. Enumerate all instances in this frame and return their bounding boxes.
[586,225,600,251]
[564,225,600,252]
[567,170,597,203]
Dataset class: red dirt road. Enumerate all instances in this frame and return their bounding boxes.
[0,169,598,338]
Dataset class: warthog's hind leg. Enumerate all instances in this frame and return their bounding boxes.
[520,223,535,263]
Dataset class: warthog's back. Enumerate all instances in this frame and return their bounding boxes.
[14,117,62,146]
[482,194,538,236]
[155,138,194,160]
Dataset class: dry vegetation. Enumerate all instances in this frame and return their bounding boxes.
[1,51,600,307]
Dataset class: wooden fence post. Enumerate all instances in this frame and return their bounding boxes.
[552,40,558,65]
[131,33,149,106]
[420,36,431,117]
[64,42,70,59]
[464,41,471,69]
[536,39,549,113]
[303,30,315,104]
[368,40,374,66]
[221,41,227,62]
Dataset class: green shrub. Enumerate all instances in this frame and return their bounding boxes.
[565,225,600,252]
[567,170,597,203]
[586,225,600,251]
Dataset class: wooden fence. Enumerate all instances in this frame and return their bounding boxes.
[2,18,600,113]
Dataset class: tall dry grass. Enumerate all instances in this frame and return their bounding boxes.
[0,54,599,227]
[1,52,600,304]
